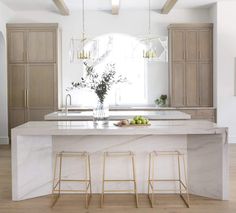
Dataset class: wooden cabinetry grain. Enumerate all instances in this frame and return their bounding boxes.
[186,31,198,61]
[168,24,213,107]
[185,62,199,106]
[8,31,26,63]
[172,62,185,107]
[7,24,58,130]
[28,30,56,63]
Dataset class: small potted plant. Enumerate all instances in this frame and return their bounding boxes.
[155,95,168,107]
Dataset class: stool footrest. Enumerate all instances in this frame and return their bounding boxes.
[104,190,135,193]
[104,179,135,182]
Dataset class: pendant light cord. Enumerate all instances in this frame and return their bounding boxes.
[82,0,85,47]
[148,0,151,35]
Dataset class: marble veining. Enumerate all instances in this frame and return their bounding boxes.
[11,120,228,201]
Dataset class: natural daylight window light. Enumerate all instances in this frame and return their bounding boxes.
[72,33,148,107]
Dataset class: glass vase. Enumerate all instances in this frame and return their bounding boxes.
[93,100,109,126]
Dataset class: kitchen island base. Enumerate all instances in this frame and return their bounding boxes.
[11,121,228,202]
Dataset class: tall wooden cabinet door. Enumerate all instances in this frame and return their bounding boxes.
[26,64,57,121]
[198,30,212,61]
[8,64,27,128]
[171,30,185,62]
[171,63,185,107]
[186,31,198,61]
[185,63,199,106]
[28,30,56,63]
[199,63,213,106]
[8,31,26,63]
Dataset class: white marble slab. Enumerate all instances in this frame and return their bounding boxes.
[12,120,226,136]
[11,120,229,202]
[44,110,191,121]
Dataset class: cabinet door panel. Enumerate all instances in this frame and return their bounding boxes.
[199,63,213,106]
[171,63,185,106]
[9,109,26,129]
[28,31,56,63]
[27,64,56,109]
[172,30,185,62]
[8,64,26,108]
[186,31,198,61]
[199,30,212,61]
[8,31,26,63]
[185,63,199,106]
[27,109,54,121]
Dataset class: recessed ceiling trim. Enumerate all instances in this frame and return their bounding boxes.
[111,0,120,15]
[161,0,178,14]
[53,0,70,16]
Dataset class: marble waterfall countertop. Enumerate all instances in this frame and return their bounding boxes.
[12,120,227,136]
[11,120,229,201]
[44,110,191,121]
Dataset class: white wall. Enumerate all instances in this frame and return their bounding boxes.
[210,2,236,143]
[0,2,14,144]
[9,9,210,107]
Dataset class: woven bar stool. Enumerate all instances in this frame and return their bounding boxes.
[101,151,139,208]
[51,151,92,208]
[148,151,190,208]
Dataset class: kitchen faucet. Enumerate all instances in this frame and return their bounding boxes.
[65,94,72,114]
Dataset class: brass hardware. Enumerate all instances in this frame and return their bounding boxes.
[148,151,190,208]
[51,151,92,209]
[24,90,27,108]
[26,89,29,109]
[101,151,139,208]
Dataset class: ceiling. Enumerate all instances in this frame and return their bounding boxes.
[0,0,235,11]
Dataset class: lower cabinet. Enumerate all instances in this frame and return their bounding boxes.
[8,64,57,129]
[179,109,216,122]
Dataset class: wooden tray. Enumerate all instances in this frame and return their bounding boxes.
[114,123,151,127]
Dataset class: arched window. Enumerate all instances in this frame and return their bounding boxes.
[72,33,148,107]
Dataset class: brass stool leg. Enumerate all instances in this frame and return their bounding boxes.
[85,153,88,209]
[51,154,59,207]
[88,154,92,201]
[51,153,63,208]
[180,154,190,208]
[177,153,182,196]
[148,153,152,207]
[85,153,92,209]
[101,152,106,208]
[131,153,139,208]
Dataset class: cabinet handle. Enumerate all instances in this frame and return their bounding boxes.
[24,90,27,108]
[26,89,29,109]
[198,51,201,60]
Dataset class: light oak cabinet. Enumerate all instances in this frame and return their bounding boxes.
[8,31,26,63]
[168,24,213,107]
[28,31,56,63]
[7,24,58,130]
[172,62,185,106]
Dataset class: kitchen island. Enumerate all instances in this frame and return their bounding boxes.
[11,120,228,201]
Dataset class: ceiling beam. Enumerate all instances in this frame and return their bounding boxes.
[161,0,177,14]
[111,0,120,15]
[53,0,70,16]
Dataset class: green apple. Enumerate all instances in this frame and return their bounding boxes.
[137,120,142,125]
[130,120,136,125]
[142,119,147,125]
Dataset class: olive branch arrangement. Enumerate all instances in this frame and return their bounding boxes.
[67,62,127,104]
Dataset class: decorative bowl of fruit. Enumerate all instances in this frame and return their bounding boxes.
[130,116,150,126]
[114,116,151,127]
